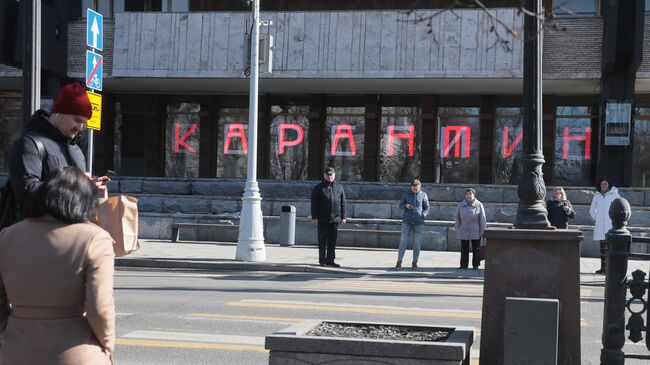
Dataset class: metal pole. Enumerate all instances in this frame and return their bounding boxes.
[87,129,94,175]
[236,0,266,261]
[514,0,550,228]
[22,0,41,125]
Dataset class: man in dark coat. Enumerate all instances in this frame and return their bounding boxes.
[8,83,108,219]
[311,167,346,267]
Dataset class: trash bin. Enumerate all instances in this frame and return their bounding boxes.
[279,205,296,247]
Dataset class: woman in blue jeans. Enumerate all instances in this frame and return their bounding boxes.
[395,179,429,270]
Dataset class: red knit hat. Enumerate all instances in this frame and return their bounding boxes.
[51,83,92,119]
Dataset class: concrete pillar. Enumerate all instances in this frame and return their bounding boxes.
[479,228,582,365]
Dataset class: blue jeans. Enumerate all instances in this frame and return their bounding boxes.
[397,223,424,263]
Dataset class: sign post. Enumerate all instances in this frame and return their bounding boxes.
[85,8,103,176]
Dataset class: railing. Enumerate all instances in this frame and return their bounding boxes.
[601,197,650,364]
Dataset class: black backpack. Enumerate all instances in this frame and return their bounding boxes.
[0,134,46,230]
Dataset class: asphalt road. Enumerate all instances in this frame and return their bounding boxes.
[113,269,649,365]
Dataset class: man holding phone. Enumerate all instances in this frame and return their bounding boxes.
[396,179,429,270]
[7,83,110,222]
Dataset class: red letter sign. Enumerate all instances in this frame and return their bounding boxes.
[331,124,357,156]
[562,127,591,160]
[278,123,304,154]
[174,123,198,153]
[502,126,523,158]
[442,126,471,158]
[224,123,248,155]
[387,124,415,157]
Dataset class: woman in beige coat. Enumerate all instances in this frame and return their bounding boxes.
[0,166,115,364]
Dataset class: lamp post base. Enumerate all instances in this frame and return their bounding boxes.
[236,182,266,261]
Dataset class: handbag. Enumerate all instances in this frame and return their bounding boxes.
[475,246,486,261]
[476,238,486,261]
[94,195,140,257]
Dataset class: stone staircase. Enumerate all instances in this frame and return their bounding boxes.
[105,177,650,258]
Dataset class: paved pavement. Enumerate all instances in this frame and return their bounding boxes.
[116,240,648,283]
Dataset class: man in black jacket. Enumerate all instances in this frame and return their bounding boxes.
[311,167,346,267]
[8,83,109,219]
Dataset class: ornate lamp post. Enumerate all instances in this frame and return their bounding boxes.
[515,0,551,229]
[236,0,266,261]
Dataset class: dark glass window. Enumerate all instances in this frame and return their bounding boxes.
[269,105,309,180]
[124,0,162,11]
[437,106,480,183]
[323,107,365,181]
[633,108,650,187]
[216,108,248,178]
[165,98,200,178]
[379,106,422,182]
[0,97,22,172]
[114,96,163,177]
[554,106,593,186]
[554,0,597,16]
[493,107,523,184]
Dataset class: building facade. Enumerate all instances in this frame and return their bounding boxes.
[1,0,649,188]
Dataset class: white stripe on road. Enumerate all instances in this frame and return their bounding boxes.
[234,299,482,315]
[122,330,265,346]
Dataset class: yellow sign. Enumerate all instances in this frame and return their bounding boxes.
[86,91,102,130]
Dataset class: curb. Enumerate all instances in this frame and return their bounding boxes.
[115,258,608,284]
[115,258,486,279]
[115,258,358,275]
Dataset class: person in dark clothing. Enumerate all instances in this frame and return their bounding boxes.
[7,83,109,219]
[311,167,346,267]
[547,187,575,229]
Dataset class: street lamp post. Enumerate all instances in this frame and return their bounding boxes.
[22,0,41,124]
[515,0,551,229]
[235,0,266,261]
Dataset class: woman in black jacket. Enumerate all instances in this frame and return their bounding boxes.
[547,187,575,229]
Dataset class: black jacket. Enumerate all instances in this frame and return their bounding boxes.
[311,180,346,223]
[547,199,575,229]
[8,110,86,210]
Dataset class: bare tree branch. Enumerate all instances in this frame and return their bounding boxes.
[400,0,582,53]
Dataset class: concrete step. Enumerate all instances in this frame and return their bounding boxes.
[103,177,650,207]
[129,193,650,227]
[137,213,650,259]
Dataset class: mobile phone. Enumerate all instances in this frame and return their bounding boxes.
[104,170,116,177]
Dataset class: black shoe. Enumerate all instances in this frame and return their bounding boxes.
[395,261,402,269]
[411,262,418,270]
[595,268,606,275]
[319,263,325,267]
[472,267,479,270]
[458,266,468,270]
[328,262,341,268]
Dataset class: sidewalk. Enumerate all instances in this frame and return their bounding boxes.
[116,240,646,283]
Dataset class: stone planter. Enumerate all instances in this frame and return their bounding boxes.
[265,320,474,365]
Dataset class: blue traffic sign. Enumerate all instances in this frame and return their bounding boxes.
[86,50,103,91]
[86,8,103,51]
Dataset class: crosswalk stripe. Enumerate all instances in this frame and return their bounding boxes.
[116,338,267,352]
[227,300,482,319]
[305,279,591,297]
[189,313,305,323]
[122,330,265,346]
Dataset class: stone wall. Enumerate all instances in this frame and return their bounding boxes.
[64,10,604,81]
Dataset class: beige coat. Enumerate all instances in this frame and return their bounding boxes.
[0,216,115,365]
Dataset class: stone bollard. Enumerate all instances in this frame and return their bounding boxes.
[600,198,632,365]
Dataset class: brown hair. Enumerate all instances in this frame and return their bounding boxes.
[411,179,421,186]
